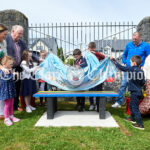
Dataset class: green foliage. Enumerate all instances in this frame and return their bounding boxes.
[57,47,65,62]
[66,58,75,66]
[124,91,131,98]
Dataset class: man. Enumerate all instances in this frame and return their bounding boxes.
[6,25,26,111]
[6,25,38,111]
[112,32,150,108]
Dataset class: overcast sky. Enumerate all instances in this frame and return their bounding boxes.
[1,0,150,24]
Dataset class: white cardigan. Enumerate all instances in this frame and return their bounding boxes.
[20,61,37,79]
[143,55,150,80]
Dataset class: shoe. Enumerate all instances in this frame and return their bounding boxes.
[124,117,136,123]
[17,107,24,111]
[78,106,85,112]
[10,116,20,123]
[4,118,13,126]
[112,102,121,108]
[132,123,144,130]
[0,115,4,120]
[26,106,32,113]
[29,105,36,111]
[89,105,94,110]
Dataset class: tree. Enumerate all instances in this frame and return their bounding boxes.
[57,47,65,62]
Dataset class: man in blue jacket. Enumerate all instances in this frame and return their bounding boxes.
[112,32,150,108]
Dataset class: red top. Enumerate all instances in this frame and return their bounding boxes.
[93,52,105,61]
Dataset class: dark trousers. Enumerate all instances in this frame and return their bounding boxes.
[76,97,85,108]
[129,92,143,125]
[89,83,103,105]
[13,66,22,110]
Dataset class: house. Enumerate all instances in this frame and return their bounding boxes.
[94,39,131,57]
[29,37,58,55]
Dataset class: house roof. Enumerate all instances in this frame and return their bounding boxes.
[94,39,131,52]
[29,37,58,50]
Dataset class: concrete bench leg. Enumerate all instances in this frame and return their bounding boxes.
[47,97,54,119]
[99,97,106,119]
[54,97,57,113]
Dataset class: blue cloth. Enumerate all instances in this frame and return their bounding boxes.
[122,41,150,67]
[116,72,128,105]
[0,70,16,101]
[129,92,143,125]
[113,59,145,94]
[35,52,117,91]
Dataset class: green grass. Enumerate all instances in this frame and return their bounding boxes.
[0,100,150,150]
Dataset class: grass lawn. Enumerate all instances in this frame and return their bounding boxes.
[0,99,150,150]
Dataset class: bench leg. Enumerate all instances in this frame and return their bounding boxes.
[99,97,106,119]
[47,97,54,119]
[53,97,57,113]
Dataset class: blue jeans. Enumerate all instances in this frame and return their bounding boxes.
[129,92,143,125]
[117,72,128,105]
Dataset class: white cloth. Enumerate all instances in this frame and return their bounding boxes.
[143,55,150,80]
[0,100,4,115]
[20,61,37,79]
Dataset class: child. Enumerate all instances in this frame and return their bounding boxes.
[88,42,105,111]
[20,50,38,113]
[73,49,87,111]
[38,50,47,106]
[0,56,20,126]
[139,55,150,114]
[110,55,145,130]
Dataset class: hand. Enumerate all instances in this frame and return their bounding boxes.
[1,67,9,74]
[35,66,39,70]
[141,67,144,70]
[109,56,114,60]
[91,51,96,54]
[39,58,44,62]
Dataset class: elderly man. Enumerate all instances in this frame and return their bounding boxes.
[6,25,38,111]
[112,32,150,108]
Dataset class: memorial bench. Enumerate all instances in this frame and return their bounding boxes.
[33,91,119,119]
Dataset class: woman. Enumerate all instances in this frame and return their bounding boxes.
[0,24,8,120]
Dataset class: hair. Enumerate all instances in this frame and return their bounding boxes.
[88,42,96,49]
[73,49,82,56]
[21,50,33,66]
[131,55,142,66]
[40,50,47,55]
[0,24,8,33]
[133,32,141,37]
[1,55,14,66]
[11,25,24,33]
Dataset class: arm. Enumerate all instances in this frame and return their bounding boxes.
[122,44,128,65]
[21,61,38,73]
[111,58,132,72]
[80,58,88,68]
[94,52,105,60]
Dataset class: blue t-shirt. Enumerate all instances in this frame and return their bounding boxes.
[122,41,150,67]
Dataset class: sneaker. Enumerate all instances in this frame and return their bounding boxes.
[29,105,36,111]
[10,116,20,123]
[112,102,121,108]
[26,106,32,113]
[89,105,94,110]
[124,117,136,123]
[132,123,144,130]
[4,118,13,126]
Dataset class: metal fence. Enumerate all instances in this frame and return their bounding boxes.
[28,22,137,62]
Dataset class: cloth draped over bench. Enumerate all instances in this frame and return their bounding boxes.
[35,51,117,91]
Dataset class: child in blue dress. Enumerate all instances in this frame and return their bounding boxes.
[0,56,20,126]
[20,50,39,113]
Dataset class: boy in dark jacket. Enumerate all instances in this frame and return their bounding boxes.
[73,49,87,111]
[110,55,145,130]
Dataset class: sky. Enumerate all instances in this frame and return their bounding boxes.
[1,0,150,25]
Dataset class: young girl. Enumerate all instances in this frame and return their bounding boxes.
[139,55,150,114]
[0,56,20,126]
[20,50,38,113]
[38,50,47,106]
